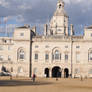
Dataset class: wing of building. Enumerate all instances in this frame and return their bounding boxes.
[0,0,92,78]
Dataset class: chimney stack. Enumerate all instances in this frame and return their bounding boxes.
[70,24,74,36]
[44,24,48,36]
[32,26,36,33]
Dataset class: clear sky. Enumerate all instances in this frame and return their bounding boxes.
[0,0,92,36]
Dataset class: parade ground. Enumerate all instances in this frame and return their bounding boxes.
[0,77,92,92]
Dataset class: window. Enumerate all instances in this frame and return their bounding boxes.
[91,33,92,37]
[58,29,62,31]
[35,53,38,60]
[35,45,39,48]
[53,50,61,60]
[75,68,80,74]
[4,40,7,43]
[45,45,49,48]
[20,33,24,36]
[51,30,53,35]
[33,68,37,74]
[8,56,11,61]
[0,46,3,50]
[0,55,3,61]
[55,50,60,60]
[89,51,92,61]
[76,53,80,63]
[89,69,92,74]
[65,46,68,48]
[8,46,11,50]
[45,53,49,61]
[18,48,25,60]
[18,67,23,73]
[65,54,68,61]
[76,46,80,48]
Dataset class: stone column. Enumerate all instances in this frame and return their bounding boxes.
[62,69,64,78]
[49,68,52,78]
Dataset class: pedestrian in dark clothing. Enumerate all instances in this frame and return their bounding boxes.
[32,74,36,82]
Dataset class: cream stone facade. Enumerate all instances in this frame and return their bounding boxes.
[0,25,32,77]
[31,0,92,78]
[0,0,92,78]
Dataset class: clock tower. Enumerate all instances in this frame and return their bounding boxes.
[48,0,69,36]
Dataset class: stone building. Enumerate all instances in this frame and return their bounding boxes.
[0,25,32,77]
[0,0,92,78]
[31,0,92,78]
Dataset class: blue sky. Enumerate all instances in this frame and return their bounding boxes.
[0,0,92,36]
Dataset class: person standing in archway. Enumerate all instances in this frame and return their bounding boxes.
[56,72,59,81]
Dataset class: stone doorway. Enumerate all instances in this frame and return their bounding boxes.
[44,68,49,78]
[64,68,69,78]
[52,66,61,78]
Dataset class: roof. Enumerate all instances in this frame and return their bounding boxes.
[16,25,30,29]
[86,25,92,29]
[54,9,68,17]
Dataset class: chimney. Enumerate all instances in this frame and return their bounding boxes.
[70,24,74,36]
[44,24,48,36]
[32,26,36,33]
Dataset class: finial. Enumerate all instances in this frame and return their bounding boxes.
[57,0,64,9]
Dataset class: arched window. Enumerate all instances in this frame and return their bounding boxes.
[17,48,25,60]
[53,50,61,60]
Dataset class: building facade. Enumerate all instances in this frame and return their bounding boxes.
[0,0,92,78]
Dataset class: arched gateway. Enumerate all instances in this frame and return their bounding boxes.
[44,68,49,78]
[52,66,61,78]
[64,68,69,78]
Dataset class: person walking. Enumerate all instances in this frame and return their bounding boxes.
[32,74,36,82]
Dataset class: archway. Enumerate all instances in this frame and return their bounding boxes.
[64,68,69,78]
[52,66,61,78]
[44,68,49,78]
[1,66,7,72]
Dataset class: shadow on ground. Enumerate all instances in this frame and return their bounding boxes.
[0,80,53,87]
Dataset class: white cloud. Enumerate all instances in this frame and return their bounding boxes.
[0,0,9,8]
[0,0,92,35]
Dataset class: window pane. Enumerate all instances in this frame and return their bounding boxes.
[76,53,80,63]
[75,68,80,74]
[45,54,49,60]
[18,67,23,73]
[20,54,24,59]
[20,33,24,36]
[89,52,92,60]
[89,69,92,74]
[65,54,68,60]
[33,68,37,74]
[18,48,25,60]
[0,55,3,61]
[55,50,60,60]
[0,46,3,50]
[35,53,38,60]
[8,56,11,61]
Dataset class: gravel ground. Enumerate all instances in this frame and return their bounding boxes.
[0,77,92,92]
